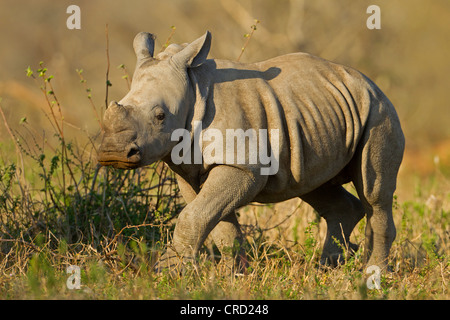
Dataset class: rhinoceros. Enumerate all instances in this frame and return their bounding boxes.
[97,31,405,273]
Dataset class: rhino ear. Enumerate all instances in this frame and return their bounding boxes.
[171,31,211,68]
[133,32,156,62]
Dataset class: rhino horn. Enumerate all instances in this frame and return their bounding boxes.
[133,32,156,62]
[103,101,133,133]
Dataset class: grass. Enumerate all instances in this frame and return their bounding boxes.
[0,46,448,301]
[1,196,448,300]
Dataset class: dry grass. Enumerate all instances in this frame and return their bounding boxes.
[0,179,448,300]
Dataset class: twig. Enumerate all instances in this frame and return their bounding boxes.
[46,80,64,139]
[0,238,56,257]
[0,99,25,184]
[117,64,131,90]
[76,69,103,130]
[237,20,260,62]
[105,223,164,252]
[160,26,176,53]
[105,23,111,110]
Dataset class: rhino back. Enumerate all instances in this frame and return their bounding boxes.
[195,53,385,201]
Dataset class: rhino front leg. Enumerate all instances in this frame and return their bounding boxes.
[155,165,266,274]
[169,172,247,274]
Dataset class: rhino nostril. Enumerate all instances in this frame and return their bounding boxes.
[127,146,140,159]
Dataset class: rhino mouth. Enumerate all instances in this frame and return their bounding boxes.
[97,145,142,169]
[98,157,142,169]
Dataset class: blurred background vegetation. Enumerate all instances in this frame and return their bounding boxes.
[0,0,449,199]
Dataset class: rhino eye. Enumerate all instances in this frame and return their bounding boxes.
[152,105,165,124]
[155,111,165,121]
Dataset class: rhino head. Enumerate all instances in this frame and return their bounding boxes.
[97,31,211,169]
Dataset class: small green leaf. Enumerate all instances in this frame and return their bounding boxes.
[26,66,33,77]
[38,68,47,77]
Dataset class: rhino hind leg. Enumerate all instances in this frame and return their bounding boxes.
[301,185,365,267]
[209,212,248,275]
[351,155,400,270]
[349,104,405,271]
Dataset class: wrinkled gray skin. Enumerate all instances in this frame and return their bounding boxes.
[98,31,405,273]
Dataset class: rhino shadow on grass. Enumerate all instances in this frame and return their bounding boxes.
[97,31,405,274]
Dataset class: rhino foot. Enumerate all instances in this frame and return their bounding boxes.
[153,247,198,277]
[217,251,249,276]
[319,241,360,268]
